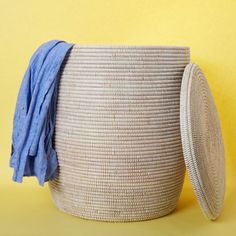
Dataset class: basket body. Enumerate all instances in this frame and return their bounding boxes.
[49,45,190,221]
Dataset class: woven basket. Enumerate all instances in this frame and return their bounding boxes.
[49,45,190,222]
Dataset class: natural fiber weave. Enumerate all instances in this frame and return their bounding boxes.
[180,64,225,220]
[49,45,190,222]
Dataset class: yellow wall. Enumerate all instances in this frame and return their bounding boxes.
[0,0,235,235]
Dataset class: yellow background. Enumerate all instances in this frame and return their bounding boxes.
[0,0,236,235]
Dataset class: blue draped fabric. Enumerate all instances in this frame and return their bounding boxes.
[10,40,74,186]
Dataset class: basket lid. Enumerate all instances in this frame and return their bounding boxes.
[180,63,225,220]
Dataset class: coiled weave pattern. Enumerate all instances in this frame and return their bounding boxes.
[49,45,190,221]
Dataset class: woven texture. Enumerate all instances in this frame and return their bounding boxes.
[180,64,225,220]
[49,45,190,222]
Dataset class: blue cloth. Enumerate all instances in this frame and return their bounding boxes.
[10,40,74,186]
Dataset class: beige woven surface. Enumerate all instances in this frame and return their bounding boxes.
[180,63,225,220]
[49,45,190,222]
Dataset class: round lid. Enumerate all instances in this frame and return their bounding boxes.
[180,63,225,220]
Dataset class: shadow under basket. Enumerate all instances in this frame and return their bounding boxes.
[49,45,190,222]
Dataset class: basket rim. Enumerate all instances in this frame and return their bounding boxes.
[72,44,190,50]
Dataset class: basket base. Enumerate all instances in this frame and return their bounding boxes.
[49,184,179,222]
